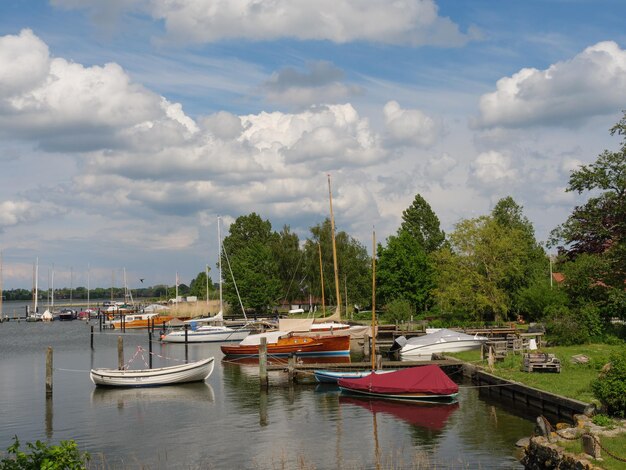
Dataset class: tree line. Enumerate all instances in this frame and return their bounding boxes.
[4,113,625,345]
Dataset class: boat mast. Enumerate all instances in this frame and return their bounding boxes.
[371,229,377,372]
[0,250,3,318]
[218,217,223,314]
[51,265,55,310]
[327,174,341,319]
[34,257,39,314]
[87,264,90,310]
[318,242,326,318]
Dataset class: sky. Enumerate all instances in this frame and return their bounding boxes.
[0,0,625,291]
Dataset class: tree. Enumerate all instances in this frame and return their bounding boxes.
[376,230,434,313]
[549,112,626,320]
[302,218,371,312]
[221,213,282,314]
[433,216,528,323]
[271,225,304,304]
[188,269,215,300]
[491,196,547,317]
[400,194,445,253]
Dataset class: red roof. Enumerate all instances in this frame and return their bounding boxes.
[338,365,458,395]
[552,272,565,284]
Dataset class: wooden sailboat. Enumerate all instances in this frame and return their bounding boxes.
[314,229,387,383]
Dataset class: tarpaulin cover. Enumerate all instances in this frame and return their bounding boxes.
[338,365,458,395]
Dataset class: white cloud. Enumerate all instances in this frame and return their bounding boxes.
[425,152,457,182]
[0,29,195,151]
[53,0,474,46]
[383,101,438,147]
[475,41,626,128]
[469,151,518,192]
[0,199,64,229]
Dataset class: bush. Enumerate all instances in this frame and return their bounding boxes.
[384,298,413,324]
[591,351,626,418]
[544,305,589,345]
[0,436,89,470]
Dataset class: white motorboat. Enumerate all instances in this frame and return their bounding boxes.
[161,321,252,343]
[90,357,215,387]
[397,328,488,359]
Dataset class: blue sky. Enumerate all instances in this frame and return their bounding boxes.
[0,0,625,290]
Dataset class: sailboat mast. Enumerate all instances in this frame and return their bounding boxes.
[0,250,3,318]
[318,242,326,317]
[327,174,341,318]
[218,217,223,314]
[34,257,39,313]
[371,229,377,371]
[87,264,90,310]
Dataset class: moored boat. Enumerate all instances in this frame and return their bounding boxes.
[395,328,488,359]
[90,356,215,387]
[338,365,459,403]
[314,369,395,384]
[108,312,178,329]
[220,331,350,357]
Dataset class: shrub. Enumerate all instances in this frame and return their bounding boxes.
[0,436,89,470]
[384,298,413,324]
[591,351,626,418]
[544,305,589,345]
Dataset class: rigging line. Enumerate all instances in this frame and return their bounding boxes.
[222,238,247,321]
[282,248,306,307]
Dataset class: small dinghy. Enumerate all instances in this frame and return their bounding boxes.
[338,365,458,403]
[90,357,215,388]
[314,369,395,384]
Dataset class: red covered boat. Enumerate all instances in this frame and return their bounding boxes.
[338,365,458,403]
[220,330,350,357]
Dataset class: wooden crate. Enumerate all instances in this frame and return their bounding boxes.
[522,353,561,373]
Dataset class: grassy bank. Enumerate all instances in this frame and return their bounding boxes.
[451,343,623,403]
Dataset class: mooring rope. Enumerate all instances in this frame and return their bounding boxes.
[540,415,626,463]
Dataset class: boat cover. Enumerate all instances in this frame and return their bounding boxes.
[338,365,458,395]
[239,330,290,346]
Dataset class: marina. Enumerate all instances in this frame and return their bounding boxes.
[0,316,541,469]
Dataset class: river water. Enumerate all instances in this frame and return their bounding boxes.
[0,319,536,469]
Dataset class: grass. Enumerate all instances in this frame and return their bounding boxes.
[450,343,624,403]
[559,432,626,470]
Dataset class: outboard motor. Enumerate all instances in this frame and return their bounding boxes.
[388,335,408,359]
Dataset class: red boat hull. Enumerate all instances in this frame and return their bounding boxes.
[221,334,350,357]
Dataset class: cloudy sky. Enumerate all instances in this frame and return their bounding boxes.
[0,0,625,290]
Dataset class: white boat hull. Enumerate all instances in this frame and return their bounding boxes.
[90,357,215,387]
[161,327,251,343]
[314,369,395,384]
[400,340,484,358]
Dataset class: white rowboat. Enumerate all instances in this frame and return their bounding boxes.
[90,357,215,387]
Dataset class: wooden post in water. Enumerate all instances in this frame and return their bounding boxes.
[45,346,53,396]
[184,323,189,343]
[117,336,124,370]
[90,325,94,349]
[288,354,296,382]
[259,337,268,389]
[148,331,153,369]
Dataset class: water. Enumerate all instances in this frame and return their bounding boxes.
[0,321,535,469]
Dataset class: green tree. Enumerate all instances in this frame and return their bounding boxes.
[302,218,370,313]
[271,225,304,304]
[400,194,445,253]
[188,269,215,300]
[377,230,434,313]
[491,196,547,317]
[221,213,282,314]
[433,216,527,323]
[549,113,626,294]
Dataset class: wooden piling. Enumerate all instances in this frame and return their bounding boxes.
[184,324,189,343]
[45,346,53,396]
[117,336,124,370]
[288,354,295,382]
[90,325,94,350]
[148,331,153,369]
[259,337,268,389]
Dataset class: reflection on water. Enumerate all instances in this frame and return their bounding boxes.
[0,321,533,469]
[339,395,459,431]
[91,382,215,407]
